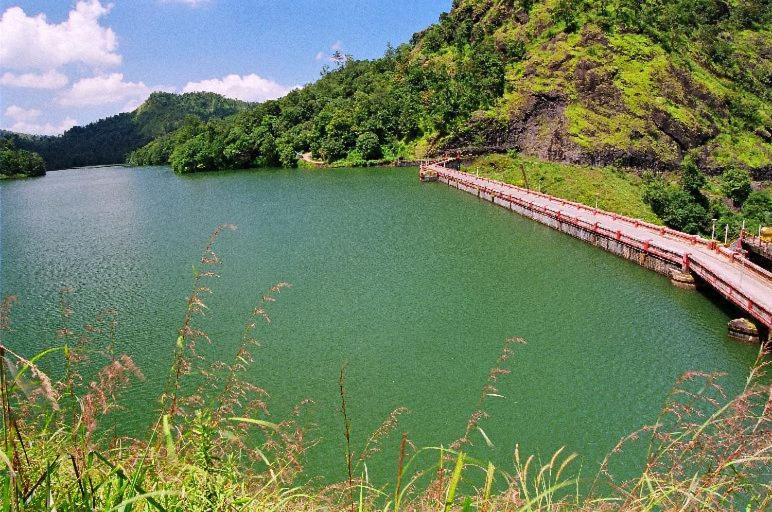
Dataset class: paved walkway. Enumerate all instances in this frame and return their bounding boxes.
[425,164,772,329]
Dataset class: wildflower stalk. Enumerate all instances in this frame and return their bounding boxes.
[339,364,355,511]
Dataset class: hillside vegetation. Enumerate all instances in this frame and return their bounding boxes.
[0,139,45,178]
[2,92,249,170]
[129,0,770,179]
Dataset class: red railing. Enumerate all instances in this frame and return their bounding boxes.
[431,164,714,246]
[426,164,772,281]
[688,259,772,328]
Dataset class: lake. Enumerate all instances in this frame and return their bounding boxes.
[0,165,761,485]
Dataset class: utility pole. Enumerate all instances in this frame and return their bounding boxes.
[724,224,729,245]
[711,218,716,240]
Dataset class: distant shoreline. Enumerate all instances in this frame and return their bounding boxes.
[68,164,130,170]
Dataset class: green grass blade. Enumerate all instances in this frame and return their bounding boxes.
[483,461,495,502]
[161,414,176,461]
[108,491,174,512]
[443,451,464,512]
[228,417,280,430]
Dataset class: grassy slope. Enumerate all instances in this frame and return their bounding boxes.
[468,154,660,222]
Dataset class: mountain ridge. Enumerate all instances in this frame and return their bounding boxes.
[2,92,250,170]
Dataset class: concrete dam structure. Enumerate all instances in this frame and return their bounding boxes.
[420,162,772,341]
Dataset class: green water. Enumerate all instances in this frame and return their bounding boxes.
[0,166,761,485]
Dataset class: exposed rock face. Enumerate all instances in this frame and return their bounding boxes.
[650,108,716,153]
[507,93,582,162]
[442,17,771,175]
[574,59,623,111]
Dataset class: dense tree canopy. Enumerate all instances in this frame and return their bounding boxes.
[721,168,753,206]
[643,160,771,236]
[0,139,45,178]
[643,164,711,235]
[130,37,507,174]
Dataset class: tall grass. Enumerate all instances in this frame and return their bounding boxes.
[1,227,769,511]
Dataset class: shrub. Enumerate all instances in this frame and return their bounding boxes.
[679,156,707,205]
[742,190,772,227]
[319,137,348,162]
[642,174,673,215]
[662,189,709,234]
[643,175,709,234]
[355,132,382,160]
[720,167,753,206]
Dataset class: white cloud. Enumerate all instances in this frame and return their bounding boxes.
[182,73,294,102]
[0,70,69,89]
[5,105,41,121]
[316,41,346,63]
[13,118,78,136]
[0,0,120,71]
[57,73,172,107]
[3,105,76,135]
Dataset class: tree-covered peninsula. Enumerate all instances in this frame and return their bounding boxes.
[0,139,45,178]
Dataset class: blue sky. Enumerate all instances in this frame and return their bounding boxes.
[0,0,451,135]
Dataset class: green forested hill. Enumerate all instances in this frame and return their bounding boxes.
[3,92,249,170]
[130,0,770,178]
